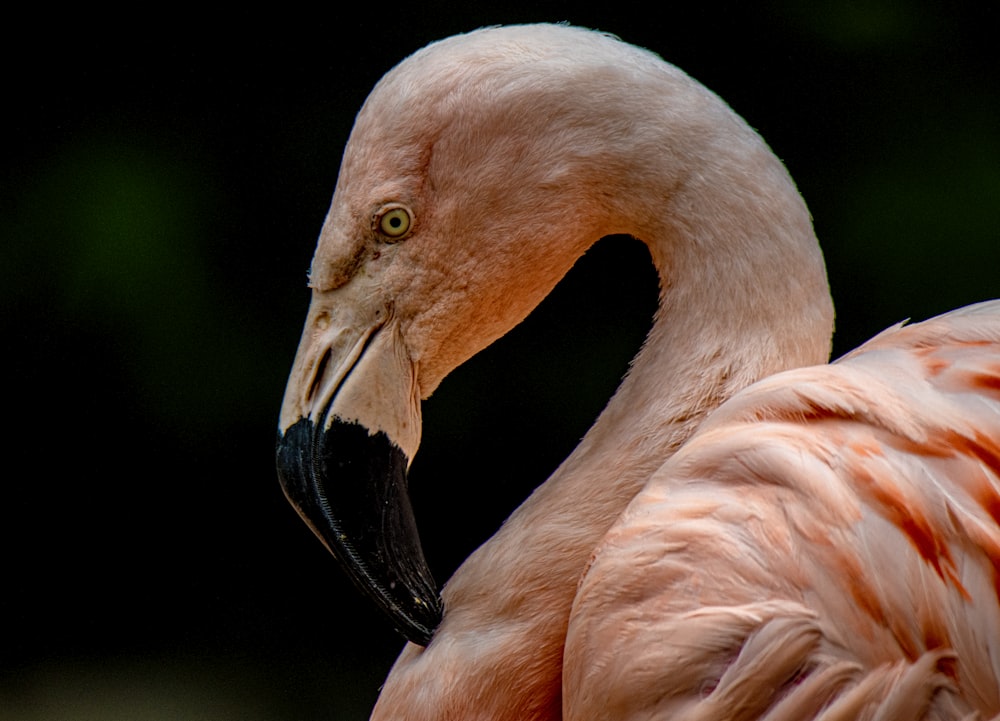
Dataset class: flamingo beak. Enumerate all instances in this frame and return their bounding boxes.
[275,296,441,646]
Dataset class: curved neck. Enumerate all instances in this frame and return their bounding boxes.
[371,54,834,721]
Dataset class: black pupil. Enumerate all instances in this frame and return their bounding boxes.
[389,216,401,228]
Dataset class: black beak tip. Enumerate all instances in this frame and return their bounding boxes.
[276,416,442,647]
[394,596,442,647]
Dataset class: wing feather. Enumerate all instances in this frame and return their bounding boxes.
[565,302,1000,721]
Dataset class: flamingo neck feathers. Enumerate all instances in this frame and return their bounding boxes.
[371,26,834,721]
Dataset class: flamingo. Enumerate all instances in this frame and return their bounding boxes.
[275,24,1000,720]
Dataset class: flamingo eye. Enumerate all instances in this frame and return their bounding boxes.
[375,205,413,240]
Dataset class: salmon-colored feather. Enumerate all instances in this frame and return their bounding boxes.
[566,304,1000,719]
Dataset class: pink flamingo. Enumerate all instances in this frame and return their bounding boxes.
[277,24,1000,720]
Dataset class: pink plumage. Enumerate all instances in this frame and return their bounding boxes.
[275,24,1000,720]
[567,302,1000,719]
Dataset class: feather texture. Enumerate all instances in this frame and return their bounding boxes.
[566,303,1000,719]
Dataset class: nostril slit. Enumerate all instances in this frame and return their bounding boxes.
[307,348,332,402]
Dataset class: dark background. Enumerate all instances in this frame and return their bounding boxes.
[4,2,998,719]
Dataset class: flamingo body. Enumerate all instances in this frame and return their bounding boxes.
[566,302,1000,720]
[273,24,1000,720]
